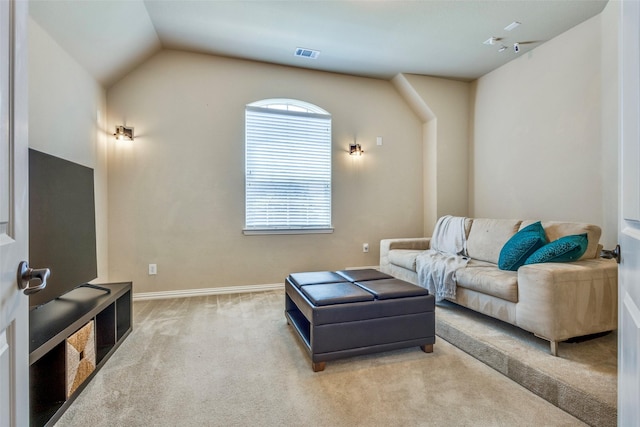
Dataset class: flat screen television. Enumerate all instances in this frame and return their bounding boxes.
[28,149,98,309]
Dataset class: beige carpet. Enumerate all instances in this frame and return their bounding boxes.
[55,291,589,426]
[435,301,617,427]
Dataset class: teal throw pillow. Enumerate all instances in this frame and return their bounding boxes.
[524,233,588,265]
[498,221,548,271]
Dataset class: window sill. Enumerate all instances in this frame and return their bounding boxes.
[243,228,334,235]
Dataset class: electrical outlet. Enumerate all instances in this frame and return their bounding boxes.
[148,264,157,275]
[363,243,369,253]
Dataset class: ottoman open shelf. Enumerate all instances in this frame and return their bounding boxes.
[285,269,435,371]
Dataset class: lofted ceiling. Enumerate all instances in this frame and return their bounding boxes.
[29,0,608,88]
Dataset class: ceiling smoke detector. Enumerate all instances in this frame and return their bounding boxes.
[294,48,320,59]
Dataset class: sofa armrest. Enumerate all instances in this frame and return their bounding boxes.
[515,258,618,343]
[380,238,431,272]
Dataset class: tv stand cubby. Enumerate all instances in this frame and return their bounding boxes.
[29,282,132,427]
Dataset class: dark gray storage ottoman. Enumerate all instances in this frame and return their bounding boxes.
[284,269,436,371]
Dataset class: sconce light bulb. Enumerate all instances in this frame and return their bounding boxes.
[349,143,363,156]
[114,125,134,141]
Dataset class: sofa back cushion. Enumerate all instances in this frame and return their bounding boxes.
[463,218,474,240]
[466,218,522,264]
[519,220,601,260]
[388,249,423,271]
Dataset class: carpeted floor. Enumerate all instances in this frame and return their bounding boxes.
[53,290,596,426]
[435,301,616,427]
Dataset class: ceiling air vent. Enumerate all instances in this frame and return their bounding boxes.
[294,47,320,59]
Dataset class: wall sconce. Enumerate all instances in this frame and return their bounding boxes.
[114,125,134,141]
[349,143,363,156]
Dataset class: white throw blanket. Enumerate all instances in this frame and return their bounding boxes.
[417,216,469,301]
[430,215,467,256]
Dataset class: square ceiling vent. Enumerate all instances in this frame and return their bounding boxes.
[294,48,320,59]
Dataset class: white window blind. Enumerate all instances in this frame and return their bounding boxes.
[245,102,332,233]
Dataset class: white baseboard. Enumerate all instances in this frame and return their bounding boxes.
[133,283,284,301]
[344,265,380,270]
[133,266,380,301]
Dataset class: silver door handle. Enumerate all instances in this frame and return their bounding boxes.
[600,245,621,264]
[17,261,50,295]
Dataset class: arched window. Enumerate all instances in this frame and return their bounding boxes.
[244,99,332,234]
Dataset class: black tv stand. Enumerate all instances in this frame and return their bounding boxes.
[78,283,112,294]
[29,282,132,427]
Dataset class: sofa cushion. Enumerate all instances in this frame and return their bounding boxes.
[388,249,423,271]
[498,221,548,271]
[524,233,588,265]
[466,218,522,265]
[456,261,519,303]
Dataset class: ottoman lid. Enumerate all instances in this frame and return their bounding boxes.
[355,279,429,300]
[288,271,348,288]
[335,269,393,283]
[301,282,375,306]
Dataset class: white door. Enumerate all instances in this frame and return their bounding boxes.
[619,0,640,425]
[0,0,29,425]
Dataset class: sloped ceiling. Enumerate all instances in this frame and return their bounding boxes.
[29,0,608,87]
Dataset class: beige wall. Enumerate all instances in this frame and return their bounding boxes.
[470,6,618,247]
[599,0,619,249]
[392,74,470,234]
[28,18,109,283]
[106,50,424,293]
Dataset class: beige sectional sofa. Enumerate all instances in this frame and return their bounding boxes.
[380,218,618,355]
